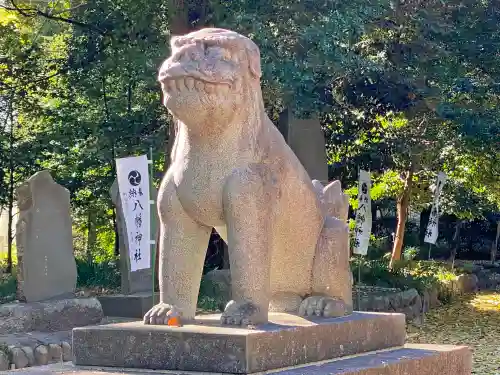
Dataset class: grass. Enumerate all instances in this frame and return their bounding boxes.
[407,291,500,374]
[351,258,461,296]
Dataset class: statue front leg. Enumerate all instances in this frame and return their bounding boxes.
[143,177,211,325]
[221,166,276,326]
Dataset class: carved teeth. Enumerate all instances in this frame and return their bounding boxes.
[164,76,229,95]
[195,80,204,91]
[232,78,241,92]
[219,85,229,96]
[205,83,215,94]
[167,80,176,92]
[185,77,195,90]
[176,79,186,91]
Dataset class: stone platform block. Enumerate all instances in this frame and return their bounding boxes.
[273,344,472,375]
[0,298,103,334]
[72,311,406,373]
[97,293,159,318]
[3,344,471,375]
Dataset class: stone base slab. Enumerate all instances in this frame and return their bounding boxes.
[3,344,471,375]
[97,293,159,318]
[73,311,406,373]
[0,298,103,334]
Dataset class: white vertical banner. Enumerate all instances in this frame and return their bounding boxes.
[116,155,151,271]
[424,172,447,245]
[353,170,372,255]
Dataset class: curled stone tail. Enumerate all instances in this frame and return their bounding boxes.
[312,180,349,223]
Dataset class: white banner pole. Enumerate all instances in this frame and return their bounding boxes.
[424,172,447,250]
[353,170,372,256]
[116,155,151,272]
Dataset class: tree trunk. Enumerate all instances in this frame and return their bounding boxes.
[6,108,15,274]
[389,164,416,268]
[112,208,119,256]
[162,0,190,173]
[449,219,462,267]
[491,220,500,263]
[6,173,14,274]
[222,241,230,269]
[163,119,176,171]
[169,0,190,35]
[86,209,97,263]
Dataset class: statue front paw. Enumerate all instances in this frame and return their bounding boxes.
[143,303,182,325]
[221,300,266,326]
[298,296,350,318]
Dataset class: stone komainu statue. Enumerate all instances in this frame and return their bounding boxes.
[144,28,352,326]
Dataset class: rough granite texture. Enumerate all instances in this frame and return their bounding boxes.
[72,312,406,373]
[110,180,157,295]
[0,298,103,334]
[15,171,77,303]
[2,344,471,375]
[145,27,353,326]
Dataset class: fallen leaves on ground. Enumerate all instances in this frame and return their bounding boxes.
[407,292,500,375]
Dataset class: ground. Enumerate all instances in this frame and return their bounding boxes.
[407,291,500,374]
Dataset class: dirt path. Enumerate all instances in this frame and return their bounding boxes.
[407,291,500,374]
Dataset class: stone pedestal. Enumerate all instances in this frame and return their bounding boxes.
[5,312,472,374]
[73,312,406,373]
[5,344,472,375]
[96,292,159,318]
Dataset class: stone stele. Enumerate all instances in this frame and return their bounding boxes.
[278,108,329,183]
[143,27,353,326]
[96,180,158,318]
[110,178,157,295]
[16,170,77,302]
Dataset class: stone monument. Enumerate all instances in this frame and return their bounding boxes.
[96,179,158,318]
[16,171,77,302]
[12,171,104,332]
[68,29,471,375]
[278,108,329,183]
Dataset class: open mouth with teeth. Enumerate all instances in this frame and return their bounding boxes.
[162,76,232,95]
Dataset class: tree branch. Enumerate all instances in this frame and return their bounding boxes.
[2,0,107,35]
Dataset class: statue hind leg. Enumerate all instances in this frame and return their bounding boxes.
[299,180,353,318]
[299,216,353,317]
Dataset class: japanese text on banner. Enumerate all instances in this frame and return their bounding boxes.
[116,155,151,271]
[353,170,372,255]
[424,172,447,245]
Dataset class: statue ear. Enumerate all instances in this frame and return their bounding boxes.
[170,36,181,51]
[246,46,262,79]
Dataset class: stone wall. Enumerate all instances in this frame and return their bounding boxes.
[353,286,440,322]
[201,270,451,322]
[453,261,500,291]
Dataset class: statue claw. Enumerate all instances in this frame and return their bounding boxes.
[220,300,265,326]
[143,303,183,326]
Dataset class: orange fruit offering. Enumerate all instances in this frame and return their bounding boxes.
[167,315,181,327]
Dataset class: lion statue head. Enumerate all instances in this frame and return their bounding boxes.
[158,28,264,134]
